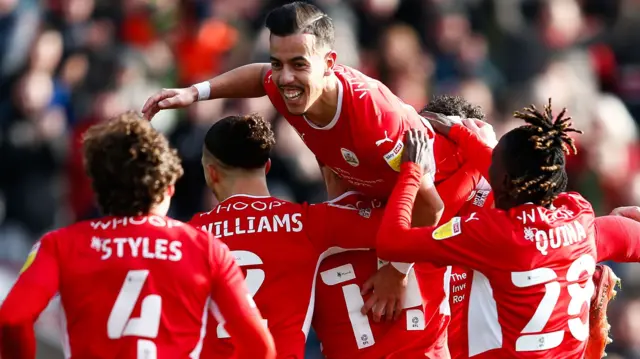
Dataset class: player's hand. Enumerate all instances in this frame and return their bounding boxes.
[611,206,640,222]
[141,86,199,120]
[461,118,498,148]
[360,264,407,322]
[420,110,456,137]
[401,128,434,175]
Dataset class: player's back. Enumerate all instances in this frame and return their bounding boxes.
[463,193,597,358]
[263,64,433,198]
[191,195,323,359]
[54,215,216,358]
[313,192,448,359]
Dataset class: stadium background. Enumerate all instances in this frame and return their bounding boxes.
[0,0,639,357]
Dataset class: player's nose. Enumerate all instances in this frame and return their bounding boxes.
[280,67,296,84]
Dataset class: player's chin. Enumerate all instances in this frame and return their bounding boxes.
[284,101,307,116]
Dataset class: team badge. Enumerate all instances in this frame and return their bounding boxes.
[383,140,404,172]
[358,208,372,218]
[341,148,360,167]
[20,241,41,274]
[432,217,462,240]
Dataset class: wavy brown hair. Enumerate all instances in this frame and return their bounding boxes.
[82,112,183,216]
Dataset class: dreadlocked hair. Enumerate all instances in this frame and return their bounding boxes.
[504,98,583,207]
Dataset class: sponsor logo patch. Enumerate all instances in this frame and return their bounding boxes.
[383,140,404,172]
[432,217,462,240]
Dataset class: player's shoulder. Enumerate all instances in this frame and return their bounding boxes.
[555,192,594,214]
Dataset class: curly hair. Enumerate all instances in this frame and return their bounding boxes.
[204,113,276,169]
[82,112,183,216]
[420,95,486,121]
[502,98,582,207]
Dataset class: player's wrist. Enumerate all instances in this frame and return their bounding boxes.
[390,262,414,275]
[400,162,423,177]
[191,81,210,101]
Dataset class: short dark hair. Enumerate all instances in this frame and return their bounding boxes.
[420,95,486,121]
[204,113,275,170]
[503,99,582,207]
[265,1,334,50]
[82,112,183,216]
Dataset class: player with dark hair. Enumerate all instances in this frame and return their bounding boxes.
[188,114,429,359]
[376,99,640,358]
[141,1,444,227]
[0,113,275,359]
[311,94,494,359]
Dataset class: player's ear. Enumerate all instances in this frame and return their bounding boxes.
[166,184,175,197]
[265,159,271,175]
[207,163,220,184]
[324,50,337,75]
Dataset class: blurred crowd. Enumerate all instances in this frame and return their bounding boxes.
[1,0,640,357]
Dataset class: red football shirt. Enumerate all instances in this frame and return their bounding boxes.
[446,177,494,359]
[378,162,640,359]
[0,215,268,359]
[188,195,381,359]
[312,191,449,359]
[264,64,435,199]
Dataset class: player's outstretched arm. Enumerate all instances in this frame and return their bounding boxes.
[376,134,500,267]
[0,234,60,359]
[208,235,276,359]
[594,215,640,263]
[435,162,483,223]
[423,111,493,180]
[142,63,271,120]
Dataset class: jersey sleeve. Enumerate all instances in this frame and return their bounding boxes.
[376,162,506,269]
[305,203,381,253]
[594,216,640,263]
[208,234,275,359]
[448,125,493,180]
[0,324,36,359]
[0,233,59,326]
[436,162,483,223]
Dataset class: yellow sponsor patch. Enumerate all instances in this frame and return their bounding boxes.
[20,242,41,274]
[432,217,462,240]
[383,140,404,172]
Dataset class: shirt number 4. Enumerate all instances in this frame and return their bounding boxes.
[511,254,596,352]
[107,270,161,359]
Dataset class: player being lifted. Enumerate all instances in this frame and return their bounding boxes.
[187,114,430,359]
[312,95,494,359]
[0,113,275,359]
[141,1,443,227]
[377,99,640,359]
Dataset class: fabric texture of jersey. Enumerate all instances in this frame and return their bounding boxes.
[264,64,435,199]
[189,194,381,359]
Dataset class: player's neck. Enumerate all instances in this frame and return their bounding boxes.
[216,177,270,202]
[304,73,339,127]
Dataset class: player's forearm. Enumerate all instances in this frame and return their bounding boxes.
[412,179,444,227]
[595,216,640,262]
[196,63,270,100]
[449,125,492,180]
[0,324,36,359]
[377,163,438,262]
[436,163,482,223]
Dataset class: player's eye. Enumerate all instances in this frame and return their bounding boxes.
[271,62,282,70]
[294,63,307,69]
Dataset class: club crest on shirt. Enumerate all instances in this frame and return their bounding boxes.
[383,140,404,172]
[358,208,372,218]
[341,148,360,167]
[432,217,462,240]
[20,241,41,274]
